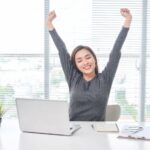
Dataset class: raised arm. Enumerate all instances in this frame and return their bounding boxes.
[47,10,67,53]
[101,8,132,84]
[47,11,76,86]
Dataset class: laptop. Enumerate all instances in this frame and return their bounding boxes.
[16,98,80,136]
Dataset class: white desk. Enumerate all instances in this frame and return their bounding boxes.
[0,119,150,150]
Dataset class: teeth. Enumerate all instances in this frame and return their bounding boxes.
[83,66,91,70]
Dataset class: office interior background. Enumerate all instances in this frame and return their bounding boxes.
[0,0,149,122]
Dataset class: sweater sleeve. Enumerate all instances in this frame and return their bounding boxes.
[49,29,77,87]
[101,27,129,85]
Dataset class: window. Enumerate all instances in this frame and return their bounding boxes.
[0,0,44,117]
[0,0,149,121]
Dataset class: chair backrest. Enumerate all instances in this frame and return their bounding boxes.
[105,104,121,121]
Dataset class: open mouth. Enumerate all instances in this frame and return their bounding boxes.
[83,65,91,70]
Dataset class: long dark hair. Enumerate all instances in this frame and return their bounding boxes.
[71,45,99,75]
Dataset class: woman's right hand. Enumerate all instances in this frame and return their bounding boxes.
[47,10,56,30]
[120,8,132,28]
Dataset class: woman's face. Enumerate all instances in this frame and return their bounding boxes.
[75,49,96,75]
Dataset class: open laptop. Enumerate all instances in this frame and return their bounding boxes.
[16,98,80,136]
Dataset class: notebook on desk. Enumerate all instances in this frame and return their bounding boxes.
[92,122,119,132]
[16,98,80,136]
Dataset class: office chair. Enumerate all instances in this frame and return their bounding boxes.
[105,104,121,121]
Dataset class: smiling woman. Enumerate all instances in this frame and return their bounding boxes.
[71,46,98,81]
[47,9,132,121]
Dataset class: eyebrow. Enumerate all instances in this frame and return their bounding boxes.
[76,54,91,60]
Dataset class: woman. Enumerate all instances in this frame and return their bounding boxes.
[47,8,132,121]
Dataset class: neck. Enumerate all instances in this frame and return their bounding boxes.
[83,72,96,81]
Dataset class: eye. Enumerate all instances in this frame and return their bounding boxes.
[86,56,91,59]
[77,60,82,63]
[76,59,82,63]
[85,55,91,59]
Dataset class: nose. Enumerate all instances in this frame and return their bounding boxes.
[83,59,89,66]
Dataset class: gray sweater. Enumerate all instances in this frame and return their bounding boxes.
[49,27,129,121]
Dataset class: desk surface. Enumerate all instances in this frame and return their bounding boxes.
[0,119,150,150]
